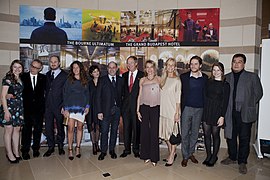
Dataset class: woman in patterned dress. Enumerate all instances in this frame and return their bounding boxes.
[0,60,24,163]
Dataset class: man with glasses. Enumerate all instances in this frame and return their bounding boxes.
[21,59,46,160]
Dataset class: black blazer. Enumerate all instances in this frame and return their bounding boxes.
[121,70,144,114]
[45,70,67,110]
[96,75,123,117]
[21,72,46,116]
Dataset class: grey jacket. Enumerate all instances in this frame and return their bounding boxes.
[224,70,263,139]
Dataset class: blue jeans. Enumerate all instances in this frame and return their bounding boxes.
[181,106,203,159]
[100,106,120,153]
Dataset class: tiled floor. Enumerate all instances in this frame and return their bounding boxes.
[0,145,269,180]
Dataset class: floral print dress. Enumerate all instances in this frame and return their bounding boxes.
[0,75,24,127]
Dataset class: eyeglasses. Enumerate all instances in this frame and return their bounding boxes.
[31,64,41,70]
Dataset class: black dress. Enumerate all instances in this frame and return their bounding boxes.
[202,79,230,126]
[86,79,99,132]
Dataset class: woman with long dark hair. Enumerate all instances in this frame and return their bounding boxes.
[0,59,24,163]
[202,62,230,167]
[86,65,101,155]
[63,61,89,160]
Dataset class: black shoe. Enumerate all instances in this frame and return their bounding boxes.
[22,152,30,160]
[134,152,140,158]
[6,155,19,164]
[120,151,130,158]
[98,152,106,160]
[58,147,65,155]
[33,150,40,158]
[109,150,117,159]
[16,156,23,161]
[165,162,173,166]
[202,156,211,165]
[43,148,54,157]
[68,148,74,160]
[206,157,218,167]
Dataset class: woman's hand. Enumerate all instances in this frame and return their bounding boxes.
[4,110,11,121]
[174,113,180,123]
[217,117,224,127]
[84,108,89,115]
[137,111,142,122]
[63,110,70,118]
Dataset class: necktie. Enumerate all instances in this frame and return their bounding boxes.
[33,76,36,89]
[129,72,133,92]
[112,76,116,88]
[51,71,55,81]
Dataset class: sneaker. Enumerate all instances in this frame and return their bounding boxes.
[239,163,247,174]
[220,157,237,165]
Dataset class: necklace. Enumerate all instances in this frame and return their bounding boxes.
[146,75,155,81]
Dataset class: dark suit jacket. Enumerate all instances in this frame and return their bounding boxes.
[224,70,263,139]
[21,72,46,116]
[30,22,68,44]
[45,70,67,110]
[180,71,208,112]
[96,75,123,117]
[121,70,144,114]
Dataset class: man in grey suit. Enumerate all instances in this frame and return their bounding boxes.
[221,53,263,174]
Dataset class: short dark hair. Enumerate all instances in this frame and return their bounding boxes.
[44,7,56,21]
[108,61,117,67]
[89,65,100,78]
[232,53,246,64]
[190,55,203,65]
[49,55,60,62]
[126,55,138,64]
[32,59,43,66]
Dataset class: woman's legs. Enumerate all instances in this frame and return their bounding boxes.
[67,119,75,158]
[209,126,221,164]
[203,122,212,163]
[76,121,84,156]
[12,126,21,157]
[165,140,172,160]
[4,125,16,160]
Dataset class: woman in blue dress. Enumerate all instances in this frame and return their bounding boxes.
[63,61,89,160]
[0,60,24,163]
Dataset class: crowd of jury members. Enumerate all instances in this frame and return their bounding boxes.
[0,53,263,174]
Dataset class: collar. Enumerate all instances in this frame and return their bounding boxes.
[190,71,202,78]
[108,74,116,81]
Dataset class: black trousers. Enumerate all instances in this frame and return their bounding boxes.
[44,107,65,149]
[226,110,252,164]
[140,104,160,163]
[122,107,140,154]
[21,113,43,153]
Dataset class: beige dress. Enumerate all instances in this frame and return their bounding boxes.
[159,77,181,140]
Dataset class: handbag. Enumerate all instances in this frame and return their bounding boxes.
[169,122,181,145]
[63,116,69,126]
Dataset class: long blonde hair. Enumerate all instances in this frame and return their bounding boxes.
[160,58,179,88]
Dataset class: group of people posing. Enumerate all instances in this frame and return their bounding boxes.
[0,53,263,175]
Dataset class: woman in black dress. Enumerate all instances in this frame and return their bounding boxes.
[202,62,230,167]
[0,60,24,163]
[86,65,101,155]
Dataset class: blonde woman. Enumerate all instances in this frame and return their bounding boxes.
[137,60,161,166]
[159,58,181,166]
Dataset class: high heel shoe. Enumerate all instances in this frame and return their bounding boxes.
[144,159,150,164]
[6,155,19,164]
[75,146,81,158]
[68,148,74,160]
[92,143,97,155]
[96,143,101,152]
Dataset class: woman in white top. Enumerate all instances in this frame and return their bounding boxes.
[159,58,181,166]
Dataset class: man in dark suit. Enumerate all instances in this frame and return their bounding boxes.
[221,53,263,174]
[30,7,68,44]
[21,59,46,160]
[43,55,67,157]
[96,61,123,160]
[120,56,144,158]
